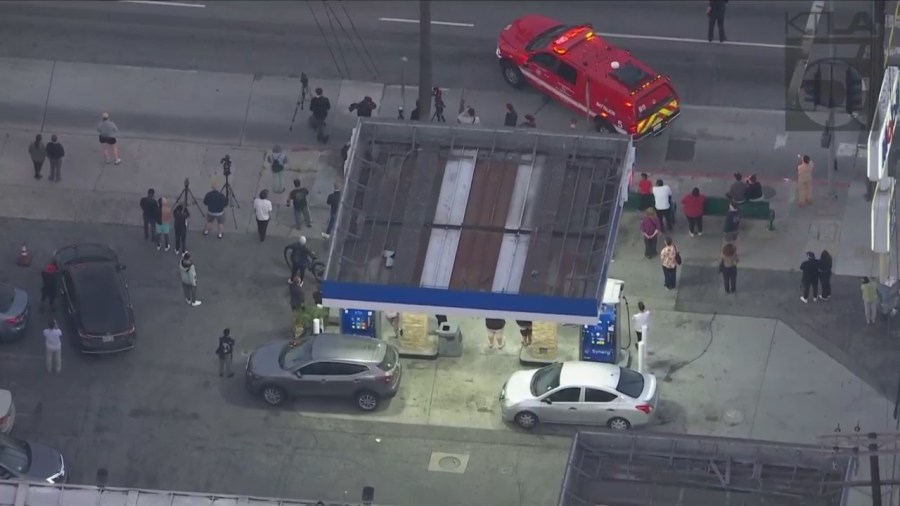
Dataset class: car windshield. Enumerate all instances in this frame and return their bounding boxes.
[377,345,398,372]
[0,285,14,313]
[0,434,30,474]
[278,340,311,369]
[526,24,569,52]
[530,363,563,396]
[616,367,645,398]
[69,264,130,335]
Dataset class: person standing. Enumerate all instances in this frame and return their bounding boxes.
[640,208,661,259]
[287,179,312,230]
[140,189,159,242]
[457,106,480,124]
[800,251,820,303]
[637,172,653,211]
[253,190,273,242]
[504,104,518,127]
[202,183,228,239]
[290,276,306,312]
[410,100,421,121]
[385,311,401,338]
[309,87,331,144]
[861,277,879,324]
[156,197,172,252]
[652,179,674,232]
[516,320,533,347]
[268,145,287,194]
[707,0,727,43]
[173,203,190,255]
[727,172,746,205]
[45,135,65,182]
[322,183,341,239]
[28,134,46,180]
[180,251,202,307]
[660,237,680,290]
[485,318,506,350]
[350,96,378,117]
[724,202,741,242]
[39,262,59,312]
[631,301,650,350]
[43,319,62,373]
[287,236,311,282]
[797,155,814,207]
[719,242,739,294]
[818,250,833,300]
[97,112,121,165]
[215,329,236,378]
[681,187,706,237]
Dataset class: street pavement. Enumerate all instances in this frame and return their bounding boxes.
[0,0,812,110]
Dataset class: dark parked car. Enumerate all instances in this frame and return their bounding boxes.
[0,283,30,342]
[245,334,402,411]
[0,432,66,483]
[54,244,135,354]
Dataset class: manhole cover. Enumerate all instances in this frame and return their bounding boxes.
[439,456,461,470]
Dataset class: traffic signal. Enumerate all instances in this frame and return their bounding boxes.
[846,68,863,114]
[802,67,822,108]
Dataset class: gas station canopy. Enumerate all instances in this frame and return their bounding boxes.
[322,120,634,324]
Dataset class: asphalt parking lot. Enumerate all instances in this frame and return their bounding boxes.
[0,218,570,506]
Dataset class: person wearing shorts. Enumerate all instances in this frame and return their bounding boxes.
[156,197,172,251]
[203,183,228,238]
[96,112,121,165]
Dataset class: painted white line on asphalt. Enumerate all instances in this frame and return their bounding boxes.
[594,31,796,49]
[118,0,206,8]
[379,17,475,28]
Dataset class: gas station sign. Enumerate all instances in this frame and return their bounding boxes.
[869,66,900,181]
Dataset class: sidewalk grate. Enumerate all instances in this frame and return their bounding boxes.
[427,452,470,474]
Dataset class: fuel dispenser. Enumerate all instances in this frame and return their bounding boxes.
[340,309,378,338]
[580,278,631,367]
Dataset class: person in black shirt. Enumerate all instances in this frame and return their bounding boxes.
[744,174,763,200]
[410,100,421,121]
[799,252,820,303]
[286,179,311,230]
[45,134,65,182]
[290,276,306,311]
[707,0,728,43]
[504,104,518,127]
[485,318,506,349]
[286,236,313,282]
[39,262,58,312]
[322,183,341,239]
[349,96,377,117]
[215,329,236,377]
[308,87,331,144]
[173,203,190,254]
[139,188,159,241]
[516,320,533,347]
[724,202,740,241]
[202,184,228,238]
[818,250,833,300]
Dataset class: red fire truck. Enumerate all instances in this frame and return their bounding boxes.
[497,16,680,139]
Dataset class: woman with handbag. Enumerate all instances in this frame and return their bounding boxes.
[660,237,681,290]
[720,242,739,294]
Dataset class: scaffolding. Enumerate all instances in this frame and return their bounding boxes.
[558,431,855,506]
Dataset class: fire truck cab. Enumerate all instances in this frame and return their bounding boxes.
[497,16,680,139]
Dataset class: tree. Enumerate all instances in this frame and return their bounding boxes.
[417,0,433,122]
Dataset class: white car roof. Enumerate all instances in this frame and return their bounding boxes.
[559,361,621,390]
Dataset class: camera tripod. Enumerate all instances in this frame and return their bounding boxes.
[174,178,206,219]
[289,73,311,131]
[220,155,241,230]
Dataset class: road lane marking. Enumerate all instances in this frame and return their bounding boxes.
[117,0,206,7]
[593,31,797,49]
[378,17,475,28]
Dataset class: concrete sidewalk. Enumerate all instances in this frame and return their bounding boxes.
[0,56,866,180]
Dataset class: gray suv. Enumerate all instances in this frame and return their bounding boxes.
[245,334,402,411]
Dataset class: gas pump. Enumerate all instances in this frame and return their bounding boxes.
[580,278,631,367]
[340,309,378,338]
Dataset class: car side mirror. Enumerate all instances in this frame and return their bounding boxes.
[542,398,552,405]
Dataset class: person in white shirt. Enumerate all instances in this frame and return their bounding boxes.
[651,179,674,232]
[43,319,62,373]
[253,189,273,242]
[631,301,650,351]
[457,106,481,125]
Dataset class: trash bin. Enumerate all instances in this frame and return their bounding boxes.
[437,323,463,358]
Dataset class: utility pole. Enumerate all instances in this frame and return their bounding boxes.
[417,0,433,122]
[825,0,838,200]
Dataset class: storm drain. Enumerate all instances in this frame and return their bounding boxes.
[427,452,470,474]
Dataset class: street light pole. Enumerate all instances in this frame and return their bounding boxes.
[399,56,408,120]
[417,0,433,122]
[825,0,838,200]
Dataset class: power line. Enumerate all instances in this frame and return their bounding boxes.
[337,1,380,80]
[321,0,351,79]
[306,1,345,79]
[325,1,379,80]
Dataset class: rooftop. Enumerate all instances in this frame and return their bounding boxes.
[558,431,854,506]
[322,120,632,323]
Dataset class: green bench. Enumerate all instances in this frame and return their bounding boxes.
[623,191,774,227]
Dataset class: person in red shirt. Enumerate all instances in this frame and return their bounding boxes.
[681,187,706,237]
[637,172,653,210]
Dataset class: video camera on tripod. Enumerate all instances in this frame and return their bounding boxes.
[220,155,232,177]
[289,72,311,131]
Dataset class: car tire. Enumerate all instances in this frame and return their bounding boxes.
[310,261,326,283]
[514,411,539,429]
[607,417,631,430]
[501,60,525,89]
[261,385,287,407]
[355,390,380,411]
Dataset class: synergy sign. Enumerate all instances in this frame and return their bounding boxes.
[869,66,900,181]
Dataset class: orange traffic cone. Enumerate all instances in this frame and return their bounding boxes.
[16,243,31,267]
